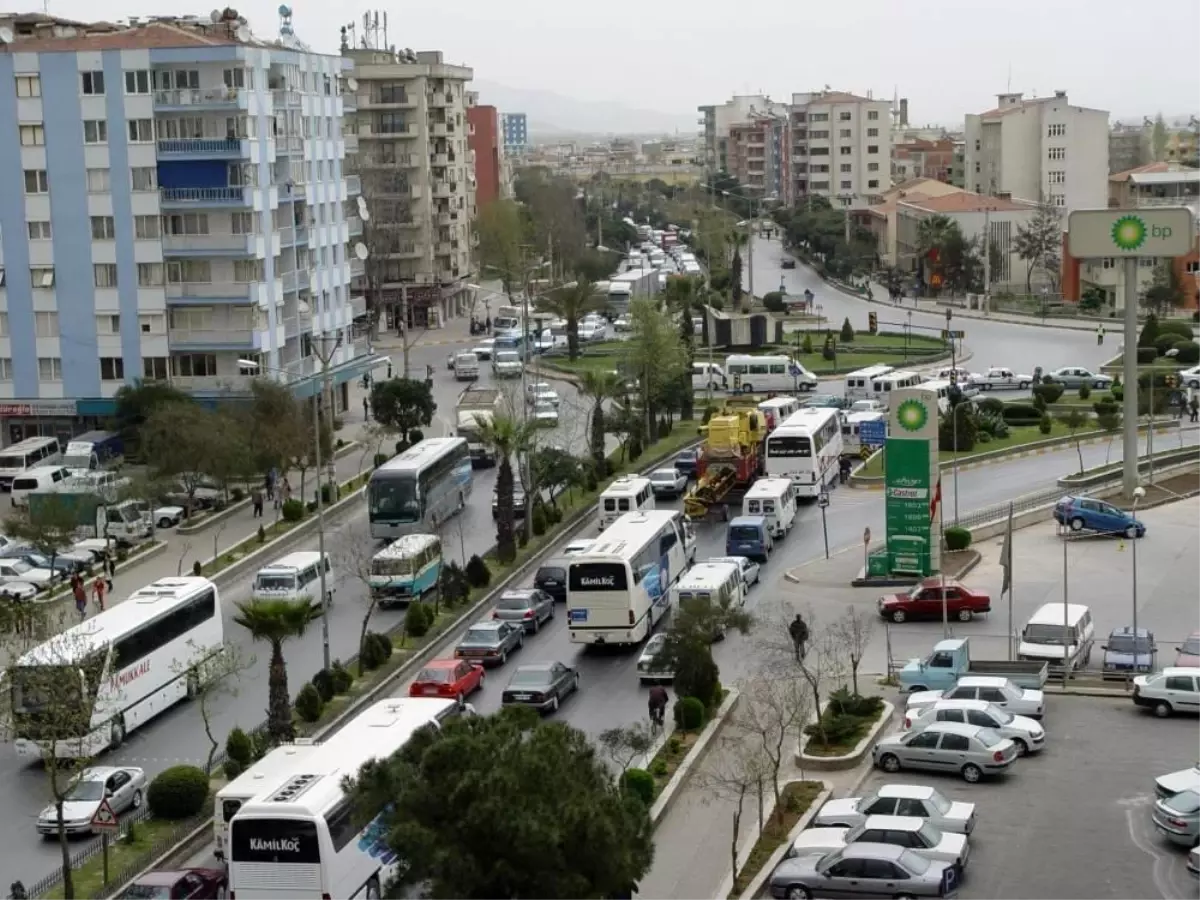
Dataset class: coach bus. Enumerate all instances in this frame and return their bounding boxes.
[367,438,472,540]
[763,407,843,496]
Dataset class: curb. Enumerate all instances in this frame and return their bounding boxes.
[650,689,741,827]
[730,784,833,900]
[795,700,894,770]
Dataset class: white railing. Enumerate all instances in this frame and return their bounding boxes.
[162,233,253,253]
[168,328,256,345]
[165,282,255,300]
[154,88,239,106]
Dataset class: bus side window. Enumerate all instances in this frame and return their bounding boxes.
[660,529,677,553]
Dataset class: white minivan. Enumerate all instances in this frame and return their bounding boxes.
[1018,602,1095,676]
[692,362,727,392]
[672,561,747,637]
[252,551,334,610]
[597,475,655,531]
[742,477,797,539]
[10,466,70,508]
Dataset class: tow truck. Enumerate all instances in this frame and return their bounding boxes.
[683,408,767,520]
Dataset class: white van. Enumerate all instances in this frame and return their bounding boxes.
[844,366,894,404]
[726,354,818,394]
[10,466,70,508]
[0,437,62,490]
[757,396,802,432]
[598,475,655,531]
[842,411,887,456]
[868,370,923,407]
[672,561,747,635]
[1018,602,1095,676]
[692,362,727,392]
[742,477,797,538]
[920,379,955,414]
[252,551,334,610]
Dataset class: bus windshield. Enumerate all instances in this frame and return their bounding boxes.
[768,436,811,458]
[369,475,420,522]
[255,573,297,592]
[372,556,414,576]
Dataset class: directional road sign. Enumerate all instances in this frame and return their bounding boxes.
[940,329,966,340]
[91,798,120,832]
[788,364,803,378]
[817,492,830,509]
[859,418,887,447]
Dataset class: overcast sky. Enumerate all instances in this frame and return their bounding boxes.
[60,0,1200,125]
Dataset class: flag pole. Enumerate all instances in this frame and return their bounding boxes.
[1005,502,1014,660]
[938,477,948,638]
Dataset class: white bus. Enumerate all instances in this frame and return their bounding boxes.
[725,354,816,394]
[844,365,895,404]
[10,576,223,759]
[672,561,747,637]
[764,407,844,496]
[597,475,655,531]
[0,436,62,490]
[756,396,802,432]
[215,739,320,860]
[566,510,693,646]
[367,438,472,540]
[868,370,923,406]
[252,552,334,610]
[742,477,798,538]
[228,697,472,900]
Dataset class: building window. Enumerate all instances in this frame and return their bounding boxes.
[134,215,160,239]
[139,313,165,334]
[1139,256,1156,268]
[35,311,57,337]
[171,353,217,377]
[839,111,852,121]
[19,124,44,146]
[38,357,62,381]
[87,168,110,193]
[30,266,54,288]
[1101,257,1115,269]
[91,216,116,240]
[809,113,828,122]
[100,357,125,381]
[810,130,829,139]
[838,180,851,189]
[143,357,168,380]
[1048,123,1066,137]
[128,119,153,143]
[137,263,164,286]
[83,120,108,144]
[27,220,51,240]
[97,314,120,334]
[155,70,199,91]
[867,145,879,154]
[839,146,852,155]
[223,68,248,89]
[867,162,879,172]
[0,358,11,381]
[868,179,880,188]
[233,259,263,282]
[166,260,211,284]
[80,71,105,95]
[867,110,879,121]
[1048,147,1066,160]
[231,212,254,234]
[1050,193,1066,207]
[94,263,119,287]
[0,313,7,336]
[1185,261,1199,274]
[1048,170,1065,184]
[840,164,852,173]
[163,213,209,235]
[24,169,48,194]
[131,167,157,191]
[15,75,40,98]
[867,128,879,137]
[124,70,150,94]
[839,129,852,138]
[975,161,981,173]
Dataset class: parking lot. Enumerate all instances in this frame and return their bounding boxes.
[848,696,1197,899]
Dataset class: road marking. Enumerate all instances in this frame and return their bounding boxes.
[1122,801,1179,900]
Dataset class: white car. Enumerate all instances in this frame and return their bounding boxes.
[788,816,970,870]
[904,699,1045,755]
[472,339,496,360]
[970,366,1033,391]
[906,676,1046,719]
[1181,365,1200,390]
[526,385,560,408]
[492,351,524,378]
[1133,667,1200,718]
[1155,764,1200,801]
[637,632,673,683]
[708,555,760,587]
[532,402,559,428]
[614,315,633,333]
[0,558,55,586]
[0,581,39,602]
[36,766,147,835]
[813,783,977,834]
[648,467,688,498]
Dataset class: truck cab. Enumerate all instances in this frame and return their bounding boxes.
[898,637,1048,694]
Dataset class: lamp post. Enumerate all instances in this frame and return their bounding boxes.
[905,310,912,362]
[945,307,960,524]
[1130,486,1146,686]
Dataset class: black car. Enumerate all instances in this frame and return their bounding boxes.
[491,487,528,520]
[674,449,701,478]
[533,563,567,602]
[501,662,580,713]
[781,258,796,269]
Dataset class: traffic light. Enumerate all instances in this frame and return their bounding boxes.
[868,311,878,334]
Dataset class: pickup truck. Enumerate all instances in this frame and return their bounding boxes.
[897,637,1048,694]
[969,367,1032,391]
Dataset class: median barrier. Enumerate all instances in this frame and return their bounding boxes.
[1057,445,1199,489]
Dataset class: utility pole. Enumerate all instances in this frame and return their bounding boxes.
[747,196,756,302]
[399,284,411,378]
[982,206,991,310]
[311,332,342,672]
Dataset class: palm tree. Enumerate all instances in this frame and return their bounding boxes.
[476,413,535,563]
[538,278,605,360]
[234,599,320,744]
[915,214,957,257]
[578,369,622,469]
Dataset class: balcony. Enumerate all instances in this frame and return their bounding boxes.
[346,175,361,196]
[272,90,302,108]
[343,134,359,154]
[436,241,456,255]
[163,233,257,256]
[430,122,451,138]
[361,124,414,139]
[432,182,451,198]
[157,138,245,159]
[349,295,367,318]
[342,92,357,112]
[347,216,363,236]
[154,87,243,110]
[276,135,303,155]
[436,211,456,226]
[360,92,417,109]
[168,327,257,349]
[172,374,256,393]
[431,152,449,167]
[278,226,295,245]
[349,258,366,277]
[294,225,309,245]
[165,282,256,304]
[160,186,253,207]
[393,244,421,258]
[282,270,305,293]
[427,92,452,108]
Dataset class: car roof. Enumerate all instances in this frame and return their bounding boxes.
[916,698,991,713]
[918,720,987,737]
[1158,666,1200,677]
[876,783,936,800]
[79,766,123,780]
[839,843,907,861]
[861,815,925,831]
[500,588,535,598]
[469,619,505,630]
[918,576,964,589]
[515,662,556,673]
[1108,625,1153,638]
[955,675,1013,688]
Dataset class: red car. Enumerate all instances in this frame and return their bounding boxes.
[408,658,485,700]
[115,868,226,899]
[877,577,991,624]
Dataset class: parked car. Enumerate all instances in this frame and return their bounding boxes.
[0,558,55,587]
[813,784,977,834]
[0,581,39,603]
[408,658,485,701]
[1044,366,1113,389]
[1188,845,1199,878]
[708,554,760,587]
[788,815,970,870]
[872,721,1019,783]
[1153,789,1200,848]
[161,478,222,510]
[1,549,81,577]
[37,766,147,836]
[454,620,525,667]
[472,338,495,360]
[1101,626,1157,678]
[1054,495,1145,538]
[904,699,1045,755]
[1133,667,1200,717]
[969,366,1033,390]
[803,393,847,409]
[533,563,567,602]
[129,500,185,529]
[768,844,958,900]
[492,589,556,634]
[1181,364,1200,391]
[906,675,1045,719]
[114,868,227,899]
[1155,764,1200,802]
[637,632,673,683]
[674,449,701,478]
[648,467,688,498]
[501,661,579,713]
[878,577,991,624]
[1177,632,1200,667]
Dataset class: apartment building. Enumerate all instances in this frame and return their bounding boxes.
[500,111,526,154]
[1109,122,1148,174]
[963,90,1109,212]
[790,90,892,211]
[697,94,782,179]
[466,99,501,207]
[864,178,967,267]
[342,47,474,329]
[0,11,375,444]
[892,137,955,184]
[726,113,788,198]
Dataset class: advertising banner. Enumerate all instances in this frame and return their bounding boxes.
[885,388,941,575]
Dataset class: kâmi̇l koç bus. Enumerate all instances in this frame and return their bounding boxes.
[9,576,223,759]
[368,533,442,606]
[566,509,694,646]
[763,406,844,496]
[214,739,320,860]
[367,438,472,541]
[227,697,473,900]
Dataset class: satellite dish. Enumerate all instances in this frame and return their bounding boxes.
[359,207,371,222]
[209,9,222,21]
[235,24,250,41]
[354,242,369,260]
[347,77,358,91]
[356,194,367,211]
[0,26,12,43]
[278,4,291,16]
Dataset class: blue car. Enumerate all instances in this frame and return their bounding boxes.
[1102,626,1157,679]
[1053,495,1146,538]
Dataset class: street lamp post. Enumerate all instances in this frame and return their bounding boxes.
[1130,486,1146,686]
[945,307,960,524]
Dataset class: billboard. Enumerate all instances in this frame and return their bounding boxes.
[885,387,941,576]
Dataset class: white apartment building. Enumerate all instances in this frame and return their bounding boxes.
[963,91,1109,212]
[698,94,785,178]
[790,90,893,211]
[342,47,475,328]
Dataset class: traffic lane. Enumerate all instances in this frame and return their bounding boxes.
[848,697,1197,900]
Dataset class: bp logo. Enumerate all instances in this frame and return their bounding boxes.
[896,398,928,433]
[1111,215,1147,252]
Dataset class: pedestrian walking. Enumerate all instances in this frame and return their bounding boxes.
[264,471,276,502]
[1190,395,1199,423]
[73,578,87,621]
[362,396,370,421]
[282,478,293,504]
[251,488,264,518]
[103,547,116,580]
[386,360,393,379]
[1097,324,1105,346]
[92,575,107,613]
[788,613,810,662]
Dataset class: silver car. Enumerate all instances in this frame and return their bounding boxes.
[813,784,976,834]
[1045,366,1113,389]
[768,843,958,899]
[492,589,555,634]
[788,815,970,870]
[37,766,147,835]
[1152,788,1200,848]
[454,620,525,667]
[637,632,673,683]
[904,699,1045,755]
[873,721,1018,783]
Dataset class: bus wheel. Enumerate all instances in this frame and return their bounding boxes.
[109,718,126,750]
[364,876,382,900]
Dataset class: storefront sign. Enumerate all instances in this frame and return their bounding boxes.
[0,400,78,417]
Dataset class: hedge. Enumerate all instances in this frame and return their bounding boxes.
[147,765,210,820]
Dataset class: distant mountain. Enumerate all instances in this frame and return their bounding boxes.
[471,80,697,137]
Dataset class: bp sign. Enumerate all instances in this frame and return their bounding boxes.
[1067,208,1195,258]
[884,387,940,576]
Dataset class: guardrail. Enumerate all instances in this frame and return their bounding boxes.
[1058,446,1199,488]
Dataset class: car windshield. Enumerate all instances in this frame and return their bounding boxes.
[1024,624,1074,644]
[898,849,931,875]
[509,669,551,687]
[651,470,676,482]
[987,707,1014,724]
[975,727,1005,747]
[916,822,941,845]
[462,626,497,643]
[925,791,951,814]
[497,596,531,610]
[65,779,105,801]
[1109,634,1154,653]
[644,634,665,654]
[1165,790,1200,814]
[115,886,172,900]
[416,667,453,684]
[9,560,31,573]
[496,352,520,364]
[255,574,296,591]
[1181,637,1200,655]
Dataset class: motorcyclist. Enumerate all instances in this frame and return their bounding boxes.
[647,685,668,726]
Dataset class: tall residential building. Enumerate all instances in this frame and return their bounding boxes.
[726,113,788,198]
[0,11,375,444]
[342,47,475,328]
[697,94,780,178]
[790,90,893,210]
[962,91,1109,212]
[466,100,501,207]
[500,111,527,154]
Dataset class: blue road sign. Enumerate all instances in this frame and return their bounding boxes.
[789,365,802,378]
[859,419,887,447]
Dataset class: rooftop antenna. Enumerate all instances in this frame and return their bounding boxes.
[1006,63,1012,93]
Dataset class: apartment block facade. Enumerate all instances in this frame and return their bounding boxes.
[697,94,780,180]
[342,48,475,329]
[963,91,1109,212]
[0,12,375,444]
[500,111,526,154]
[789,90,893,211]
[726,113,788,198]
[466,100,501,206]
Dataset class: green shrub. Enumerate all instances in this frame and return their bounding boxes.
[231,487,245,502]
[1078,383,1091,401]
[192,560,202,576]
[1158,321,1195,341]
[1031,393,1047,412]
[359,630,394,669]
[1154,333,1180,357]
[370,631,394,661]
[306,500,318,513]
[330,661,354,693]
[1039,412,1053,435]
[257,525,266,544]
[839,317,855,342]
[440,561,471,606]
[667,736,682,755]
[977,397,1005,416]
[1031,382,1064,405]
[801,333,814,354]
[649,758,668,778]
[408,428,425,444]
[373,452,388,468]
[762,291,786,312]
[805,712,865,746]
[295,683,324,723]
[944,526,973,551]
[1136,347,1158,364]
[622,768,656,805]
[222,758,244,780]
[147,765,210,820]
[281,498,305,522]
[975,410,1010,439]
[404,603,433,639]
[1002,404,1042,426]
[977,431,992,443]
[546,504,563,525]
[225,727,253,769]
[673,696,706,731]
[828,688,884,718]
[531,503,548,537]
[1138,313,1160,347]
[311,668,335,703]
[1111,384,1124,401]
[1173,340,1200,364]
[465,554,491,588]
